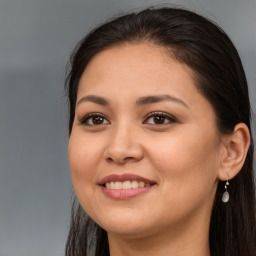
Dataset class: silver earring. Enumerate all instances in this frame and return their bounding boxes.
[222,176,230,203]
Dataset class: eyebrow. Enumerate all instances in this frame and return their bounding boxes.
[136,94,189,108]
[77,94,189,108]
[77,95,109,106]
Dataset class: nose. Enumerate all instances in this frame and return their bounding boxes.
[103,123,144,165]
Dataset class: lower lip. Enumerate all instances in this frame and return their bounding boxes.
[101,186,153,200]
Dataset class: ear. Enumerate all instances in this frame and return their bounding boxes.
[217,123,251,181]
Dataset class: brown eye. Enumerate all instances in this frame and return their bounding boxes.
[153,115,166,124]
[80,114,110,126]
[92,116,105,125]
[144,112,176,125]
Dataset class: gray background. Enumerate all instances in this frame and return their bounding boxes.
[0,0,255,255]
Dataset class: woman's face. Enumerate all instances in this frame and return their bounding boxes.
[69,43,223,238]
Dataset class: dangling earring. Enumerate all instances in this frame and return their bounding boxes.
[222,175,230,203]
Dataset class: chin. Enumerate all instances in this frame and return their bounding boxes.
[104,223,153,239]
[94,211,154,237]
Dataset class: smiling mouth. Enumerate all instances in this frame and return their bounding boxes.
[101,181,155,200]
[99,174,156,199]
[104,180,152,190]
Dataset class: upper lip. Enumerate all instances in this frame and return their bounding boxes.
[99,173,156,185]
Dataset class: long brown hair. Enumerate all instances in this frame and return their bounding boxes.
[65,7,256,256]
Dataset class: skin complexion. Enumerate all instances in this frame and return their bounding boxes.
[68,43,250,256]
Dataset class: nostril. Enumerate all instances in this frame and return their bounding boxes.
[106,157,114,163]
[106,156,135,165]
[103,140,144,164]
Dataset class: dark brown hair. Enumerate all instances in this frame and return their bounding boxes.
[65,6,256,256]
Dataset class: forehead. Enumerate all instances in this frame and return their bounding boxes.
[79,43,195,94]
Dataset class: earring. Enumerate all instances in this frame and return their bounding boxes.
[222,175,230,203]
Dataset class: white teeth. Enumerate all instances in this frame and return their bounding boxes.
[105,180,151,189]
[139,181,145,188]
[110,181,115,189]
[115,181,122,189]
[131,180,139,189]
[123,181,131,189]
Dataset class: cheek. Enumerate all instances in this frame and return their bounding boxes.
[68,131,102,199]
[148,126,220,199]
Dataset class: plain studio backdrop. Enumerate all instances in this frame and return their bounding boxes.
[0,0,255,255]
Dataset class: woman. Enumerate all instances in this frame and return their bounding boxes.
[65,7,256,256]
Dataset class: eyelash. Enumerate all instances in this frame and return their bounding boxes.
[143,112,176,125]
[79,113,110,126]
[79,112,176,126]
